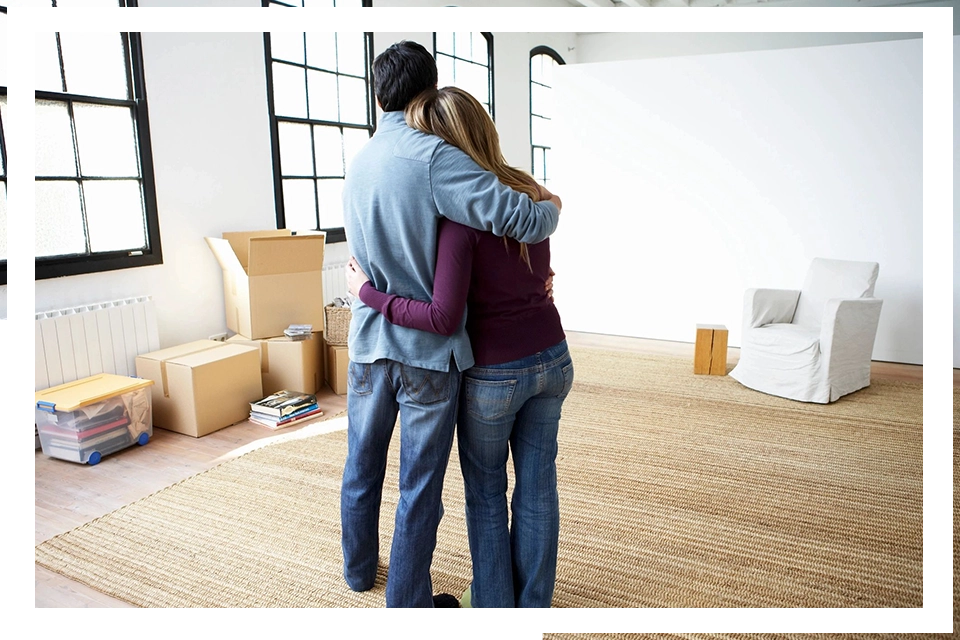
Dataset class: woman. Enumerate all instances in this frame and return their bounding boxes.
[346,86,573,608]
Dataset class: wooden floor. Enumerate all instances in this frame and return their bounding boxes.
[34,331,929,608]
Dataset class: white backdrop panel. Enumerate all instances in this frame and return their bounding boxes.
[550,37,922,365]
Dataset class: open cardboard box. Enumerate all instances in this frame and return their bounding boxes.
[205,230,325,340]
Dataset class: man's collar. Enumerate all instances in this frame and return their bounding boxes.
[377,110,407,131]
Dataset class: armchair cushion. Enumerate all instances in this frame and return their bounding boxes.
[793,258,879,330]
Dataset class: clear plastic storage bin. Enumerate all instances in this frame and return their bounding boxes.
[36,374,155,465]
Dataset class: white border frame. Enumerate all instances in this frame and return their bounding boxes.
[9,5,951,637]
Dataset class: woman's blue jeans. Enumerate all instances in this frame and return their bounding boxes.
[341,358,461,608]
[457,339,574,608]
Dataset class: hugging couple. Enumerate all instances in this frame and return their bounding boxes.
[339,40,574,609]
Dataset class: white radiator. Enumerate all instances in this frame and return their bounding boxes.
[322,262,349,305]
[35,296,160,392]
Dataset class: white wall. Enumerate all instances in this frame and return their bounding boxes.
[550,37,923,365]
[575,32,922,63]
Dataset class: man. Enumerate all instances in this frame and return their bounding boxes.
[340,40,562,608]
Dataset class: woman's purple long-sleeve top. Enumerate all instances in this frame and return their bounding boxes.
[358,218,565,367]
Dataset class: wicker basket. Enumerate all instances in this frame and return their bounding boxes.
[324,303,351,346]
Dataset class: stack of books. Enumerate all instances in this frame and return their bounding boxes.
[283,324,313,340]
[248,389,323,430]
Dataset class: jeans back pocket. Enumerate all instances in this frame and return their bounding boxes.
[463,377,517,422]
[401,365,454,406]
[348,361,373,396]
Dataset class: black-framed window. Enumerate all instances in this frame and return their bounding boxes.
[0,6,6,287]
[265,32,375,243]
[52,1,138,9]
[530,46,564,187]
[434,32,494,120]
[37,0,161,281]
[263,1,372,8]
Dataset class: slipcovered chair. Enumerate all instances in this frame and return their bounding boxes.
[729,258,882,404]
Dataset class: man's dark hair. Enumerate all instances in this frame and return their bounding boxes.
[373,41,438,112]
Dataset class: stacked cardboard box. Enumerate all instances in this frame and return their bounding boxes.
[135,230,331,438]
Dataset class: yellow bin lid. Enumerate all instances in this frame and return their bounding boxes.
[36,373,155,413]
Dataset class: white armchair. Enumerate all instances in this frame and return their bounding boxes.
[728,258,883,404]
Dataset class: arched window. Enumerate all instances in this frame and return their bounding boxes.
[264,31,375,243]
[530,46,565,186]
[434,32,494,119]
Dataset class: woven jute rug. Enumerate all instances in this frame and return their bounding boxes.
[35,348,925,608]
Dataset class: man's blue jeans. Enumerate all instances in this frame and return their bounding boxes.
[340,358,461,608]
[457,340,574,607]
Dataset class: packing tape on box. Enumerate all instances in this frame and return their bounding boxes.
[158,343,226,398]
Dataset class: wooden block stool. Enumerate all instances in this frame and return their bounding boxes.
[694,324,728,375]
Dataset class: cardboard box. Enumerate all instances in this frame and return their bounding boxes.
[227,332,324,396]
[135,339,263,437]
[325,341,349,396]
[35,373,155,465]
[205,230,325,340]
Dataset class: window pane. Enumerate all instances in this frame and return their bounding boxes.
[303,0,336,7]
[454,32,472,61]
[436,32,453,56]
[343,128,369,174]
[458,63,489,109]
[436,55,454,89]
[307,69,338,122]
[533,147,545,182]
[542,55,557,86]
[0,183,6,261]
[272,62,307,119]
[56,0,122,7]
[338,75,367,126]
[316,179,344,230]
[531,81,551,119]
[0,13,4,88]
[36,32,64,94]
[84,180,146,253]
[35,180,86,257]
[336,33,366,77]
[36,99,78,177]
[531,54,544,85]
[278,121,314,177]
[59,32,129,100]
[73,103,139,177]
[313,125,343,177]
[542,148,550,184]
[305,32,337,72]
[531,115,551,148]
[471,34,488,66]
[282,178,317,231]
[270,32,305,66]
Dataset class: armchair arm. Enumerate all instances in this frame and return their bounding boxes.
[743,288,801,329]
[819,297,883,371]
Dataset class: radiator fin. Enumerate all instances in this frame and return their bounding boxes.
[35,296,160,391]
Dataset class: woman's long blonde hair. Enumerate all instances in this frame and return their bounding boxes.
[406,86,541,269]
